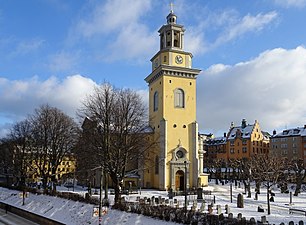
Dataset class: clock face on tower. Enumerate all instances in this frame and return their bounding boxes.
[175,55,183,64]
[176,150,184,158]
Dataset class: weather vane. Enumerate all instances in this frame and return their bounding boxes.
[170,2,174,13]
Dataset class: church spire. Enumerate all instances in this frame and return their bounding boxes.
[166,3,177,25]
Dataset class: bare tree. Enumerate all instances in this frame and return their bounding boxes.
[251,155,286,215]
[30,104,79,193]
[236,158,252,198]
[8,120,34,188]
[0,138,14,186]
[289,159,306,196]
[78,83,155,205]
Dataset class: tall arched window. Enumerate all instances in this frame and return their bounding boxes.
[155,155,159,174]
[153,91,158,111]
[174,88,185,108]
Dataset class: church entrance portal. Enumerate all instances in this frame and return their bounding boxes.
[175,170,185,191]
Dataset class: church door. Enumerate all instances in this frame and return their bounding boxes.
[175,170,185,191]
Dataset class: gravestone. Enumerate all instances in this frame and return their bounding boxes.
[228,213,233,219]
[250,217,256,225]
[258,205,264,212]
[237,213,242,220]
[136,196,140,201]
[225,204,230,214]
[161,198,165,205]
[155,197,159,205]
[208,205,213,214]
[289,221,294,225]
[299,221,304,225]
[168,188,174,199]
[174,199,178,204]
[261,216,268,224]
[237,193,244,208]
[197,188,203,200]
[216,205,222,215]
[200,201,205,212]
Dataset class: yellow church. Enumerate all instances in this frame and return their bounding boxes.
[141,9,208,191]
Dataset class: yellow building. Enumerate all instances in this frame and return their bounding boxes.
[142,10,208,191]
[226,119,270,160]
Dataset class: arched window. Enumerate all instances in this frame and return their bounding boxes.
[174,88,185,108]
[155,155,159,174]
[153,91,158,111]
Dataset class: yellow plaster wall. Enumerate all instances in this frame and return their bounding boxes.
[147,70,197,188]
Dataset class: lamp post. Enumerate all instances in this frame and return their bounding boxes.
[184,160,187,214]
[98,167,103,225]
[139,178,142,195]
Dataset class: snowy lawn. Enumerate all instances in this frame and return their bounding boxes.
[1,182,306,225]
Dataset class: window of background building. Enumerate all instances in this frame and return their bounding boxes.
[230,148,234,154]
[242,147,247,153]
[281,138,287,142]
[281,144,288,148]
[293,143,297,148]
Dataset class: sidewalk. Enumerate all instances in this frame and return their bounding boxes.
[0,209,38,225]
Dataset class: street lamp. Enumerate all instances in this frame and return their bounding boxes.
[184,160,187,214]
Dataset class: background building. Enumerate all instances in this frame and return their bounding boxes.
[204,119,270,163]
[270,125,306,162]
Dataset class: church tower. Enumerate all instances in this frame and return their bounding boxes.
[144,9,207,190]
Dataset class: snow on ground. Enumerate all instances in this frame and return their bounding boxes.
[0,182,306,225]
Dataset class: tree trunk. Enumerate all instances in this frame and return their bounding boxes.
[294,179,302,196]
[256,181,261,194]
[114,183,121,205]
[267,184,270,215]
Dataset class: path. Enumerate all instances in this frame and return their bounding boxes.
[0,208,38,225]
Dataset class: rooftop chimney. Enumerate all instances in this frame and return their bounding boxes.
[273,130,277,135]
[241,119,247,129]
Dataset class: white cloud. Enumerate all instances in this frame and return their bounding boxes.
[273,0,306,8]
[197,46,306,135]
[214,11,278,47]
[0,75,97,136]
[183,7,278,55]
[77,0,152,37]
[48,51,81,72]
[9,38,45,57]
[71,0,157,62]
[0,75,149,137]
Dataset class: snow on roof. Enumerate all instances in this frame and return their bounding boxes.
[204,136,226,145]
[273,126,306,138]
[227,124,254,140]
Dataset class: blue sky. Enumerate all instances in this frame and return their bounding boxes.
[1,0,306,137]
